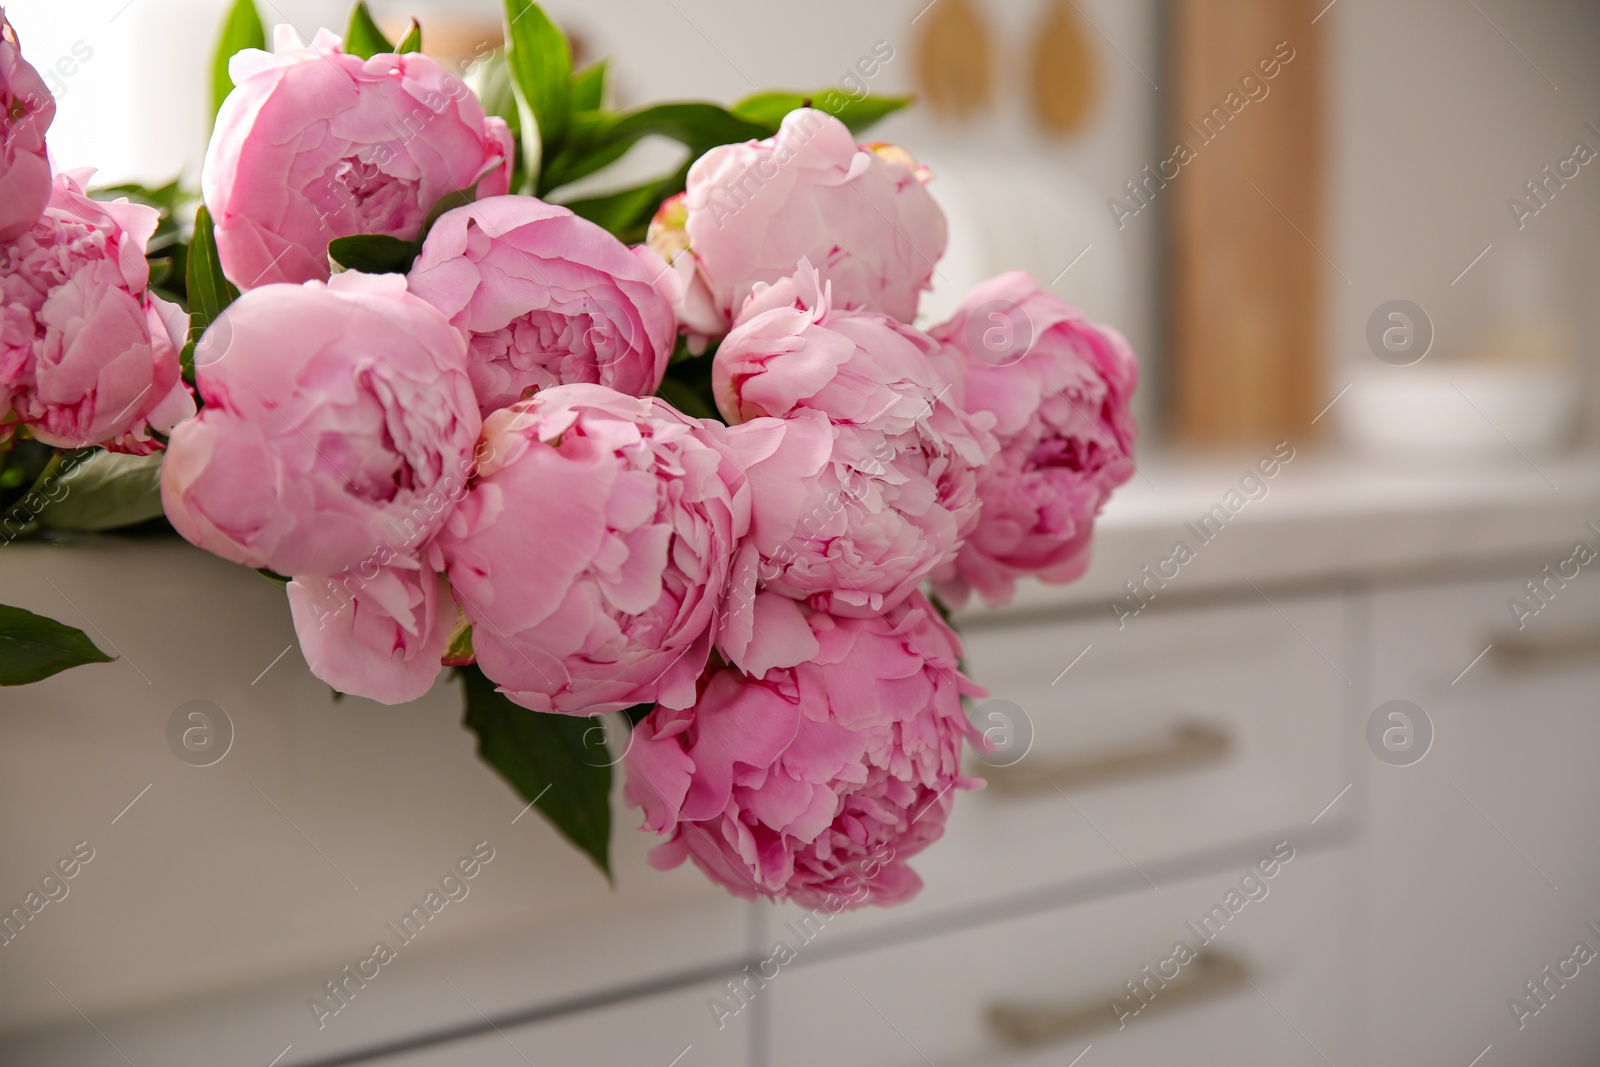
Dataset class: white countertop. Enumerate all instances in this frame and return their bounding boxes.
[968,447,1600,622]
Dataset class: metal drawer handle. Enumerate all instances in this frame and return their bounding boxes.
[987,951,1251,1048]
[980,720,1231,796]
[1492,627,1600,668]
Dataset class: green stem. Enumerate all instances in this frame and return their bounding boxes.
[1,450,71,536]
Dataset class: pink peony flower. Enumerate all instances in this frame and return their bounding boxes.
[161,272,481,578]
[438,383,750,716]
[929,272,1138,607]
[658,108,946,336]
[407,196,675,416]
[1,171,192,450]
[641,193,726,353]
[0,10,54,241]
[625,593,985,910]
[712,265,994,621]
[203,26,512,289]
[287,556,453,704]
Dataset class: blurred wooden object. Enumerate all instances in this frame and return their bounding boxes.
[1029,0,1098,135]
[913,0,995,119]
[375,20,591,70]
[1169,0,1324,444]
[378,18,501,63]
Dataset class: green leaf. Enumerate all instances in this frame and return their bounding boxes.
[460,665,612,880]
[327,233,416,274]
[34,452,165,532]
[210,0,266,123]
[344,1,394,60]
[92,177,187,216]
[655,376,718,423]
[540,103,768,196]
[443,621,474,667]
[475,50,522,133]
[731,90,912,135]
[609,103,775,148]
[0,446,73,540]
[417,168,497,238]
[325,173,494,276]
[502,0,572,186]
[560,168,683,246]
[184,205,238,379]
[669,332,715,365]
[0,603,114,686]
[659,349,722,422]
[188,205,236,316]
[473,52,526,193]
[571,60,607,112]
[534,112,633,196]
[395,19,422,54]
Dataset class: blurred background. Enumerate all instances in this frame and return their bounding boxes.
[4,0,1600,1064]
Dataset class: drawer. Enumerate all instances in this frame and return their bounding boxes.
[364,980,749,1067]
[1363,571,1600,1065]
[768,845,1357,1066]
[0,539,749,1053]
[764,593,1351,940]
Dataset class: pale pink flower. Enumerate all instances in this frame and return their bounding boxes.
[929,272,1138,606]
[1,171,191,450]
[0,9,55,241]
[712,264,994,620]
[203,27,511,288]
[626,593,985,909]
[439,384,749,715]
[663,108,946,336]
[161,272,480,578]
[408,196,674,416]
[287,555,453,704]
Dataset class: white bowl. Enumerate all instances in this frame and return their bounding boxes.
[1339,362,1580,458]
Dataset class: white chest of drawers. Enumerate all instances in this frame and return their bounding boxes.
[6,457,1600,1066]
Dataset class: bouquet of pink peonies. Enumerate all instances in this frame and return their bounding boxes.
[0,0,1137,907]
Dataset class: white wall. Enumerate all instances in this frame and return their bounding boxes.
[1325,0,1600,438]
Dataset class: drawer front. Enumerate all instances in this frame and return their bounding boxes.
[0,539,748,1049]
[768,846,1357,1066]
[366,981,749,1067]
[1364,570,1600,1065]
[764,593,1350,940]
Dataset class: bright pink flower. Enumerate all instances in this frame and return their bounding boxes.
[664,108,946,335]
[0,10,54,241]
[929,272,1138,606]
[438,384,749,715]
[287,556,453,704]
[626,593,985,910]
[0,171,192,450]
[712,265,994,620]
[407,196,674,416]
[161,272,481,578]
[203,27,511,288]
